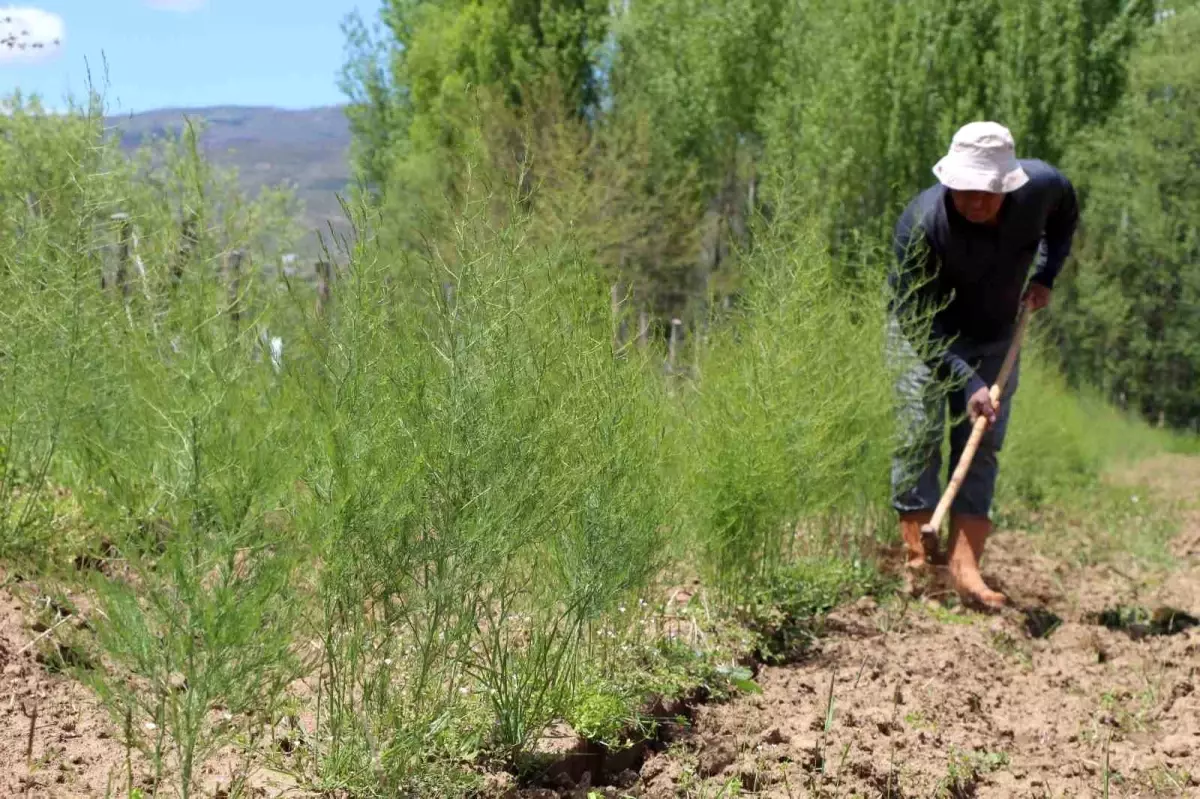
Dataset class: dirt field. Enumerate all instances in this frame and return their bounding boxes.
[630,455,1200,798]
[2,456,1198,798]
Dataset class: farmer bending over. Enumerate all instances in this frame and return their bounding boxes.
[888,121,1079,609]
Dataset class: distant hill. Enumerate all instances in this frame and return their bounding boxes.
[104,105,355,254]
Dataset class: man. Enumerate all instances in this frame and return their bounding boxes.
[888,121,1079,609]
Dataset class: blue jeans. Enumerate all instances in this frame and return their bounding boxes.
[888,317,1020,518]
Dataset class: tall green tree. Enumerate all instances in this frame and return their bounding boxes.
[601,0,788,316]
[1052,5,1200,428]
[606,0,786,194]
[339,0,1162,343]
[340,0,706,335]
[340,0,609,206]
[759,0,1152,262]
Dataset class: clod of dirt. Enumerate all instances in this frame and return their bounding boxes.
[575,789,624,799]
[759,725,788,745]
[1157,734,1193,759]
[638,753,684,799]
[877,718,902,735]
[483,771,518,798]
[548,771,579,792]
[868,767,906,798]
[697,738,736,777]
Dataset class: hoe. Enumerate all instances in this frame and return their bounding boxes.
[921,304,1031,559]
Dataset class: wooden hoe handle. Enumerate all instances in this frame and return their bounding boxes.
[921,306,1031,536]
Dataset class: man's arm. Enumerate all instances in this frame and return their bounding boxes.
[889,207,988,400]
[1030,166,1080,289]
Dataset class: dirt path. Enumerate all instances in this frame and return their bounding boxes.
[634,455,1200,798]
[2,456,1198,798]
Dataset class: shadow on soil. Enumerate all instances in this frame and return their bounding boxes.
[1019,605,1063,639]
[1085,604,1200,639]
[514,692,703,793]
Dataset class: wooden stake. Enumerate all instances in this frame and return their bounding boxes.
[227,249,244,325]
[611,281,630,353]
[667,318,683,372]
[110,213,132,297]
[315,261,332,316]
[175,211,199,286]
[637,310,650,349]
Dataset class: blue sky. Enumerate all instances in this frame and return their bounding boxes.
[1,1,375,113]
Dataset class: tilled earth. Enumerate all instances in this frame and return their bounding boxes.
[630,456,1200,799]
[2,456,1199,798]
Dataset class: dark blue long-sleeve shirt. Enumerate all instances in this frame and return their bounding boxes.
[889,158,1079,396]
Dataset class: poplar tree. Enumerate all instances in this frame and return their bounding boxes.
[1052,4,1200,427]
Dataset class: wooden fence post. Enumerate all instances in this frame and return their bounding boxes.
[316,260,332,316]
[667,317,683,373]
[175,211,198,287]
[611,280,630,353]
[637,310,650,349]
[110,213,132,298]
[227,249,244,325]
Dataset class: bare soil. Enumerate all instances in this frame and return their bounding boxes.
[0,576,127,799]
[629,454,1200,798]
[2,455,1198,798]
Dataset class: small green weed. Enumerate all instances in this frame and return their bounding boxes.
[566,681,643,749]
[1096,689,1153,734]
[903,710,934,731]
[739,556,886,663]
[1135,765,1191,795]
[937,747,1009,797]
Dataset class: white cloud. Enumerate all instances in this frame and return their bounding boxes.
[145,0,207,10]
[0,6,64,64]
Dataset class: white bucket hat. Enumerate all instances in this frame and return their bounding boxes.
[933,121,1029,193]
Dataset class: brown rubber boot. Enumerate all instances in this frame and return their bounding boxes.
[946,514,1006,610]
[899,511,937,594]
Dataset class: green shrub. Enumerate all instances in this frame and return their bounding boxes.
[672,218,899,604]
[294,188,675,789]
[996,328,1177,514]
[1052,6,1200,429]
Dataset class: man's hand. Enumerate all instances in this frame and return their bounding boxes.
[1024,283,1052,311]
[968,386,998,425]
